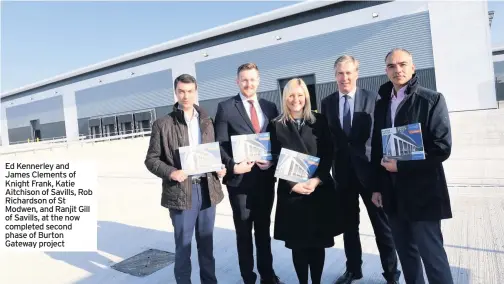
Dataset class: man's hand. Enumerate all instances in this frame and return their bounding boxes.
[216,165,226,178]
[291,182,314,195]
[381,158,398,172]
[170,170,187,182]
[255,160,272,170]
[233,161,255,174]
[372,192,383,208]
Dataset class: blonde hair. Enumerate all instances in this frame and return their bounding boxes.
[277,78,316,124]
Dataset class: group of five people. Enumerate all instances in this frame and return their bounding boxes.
[144,48,454,284]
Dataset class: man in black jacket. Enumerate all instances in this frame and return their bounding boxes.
[145,74,227,284]
[321,55,399,284]
[371,48,454,284]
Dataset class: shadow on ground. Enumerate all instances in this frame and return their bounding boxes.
[45,221,471,284]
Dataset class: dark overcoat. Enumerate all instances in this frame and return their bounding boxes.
[269,113,346,248]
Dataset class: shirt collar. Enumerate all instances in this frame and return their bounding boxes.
[240,92,258,104]
[391,85,407,100]
[339,88,357,99]
[177,104,199,121]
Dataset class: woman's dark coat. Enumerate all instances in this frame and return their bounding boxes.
[269,112,345,248]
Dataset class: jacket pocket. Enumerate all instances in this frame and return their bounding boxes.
[163,181,183,201]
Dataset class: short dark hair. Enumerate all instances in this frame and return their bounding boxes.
[384,48,412,63]
[237,63,259,76]
[174,74,197,90]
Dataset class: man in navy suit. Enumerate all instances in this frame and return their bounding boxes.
[321,55,400,284]
[214,63,282,284]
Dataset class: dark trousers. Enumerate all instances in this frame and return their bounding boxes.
[169,182,217,284]
[389,216,454,284]
[343,169,399,281]
[292,248,325,284]
[228,186,275,284]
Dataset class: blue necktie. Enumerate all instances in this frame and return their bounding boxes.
[342,95,351,136]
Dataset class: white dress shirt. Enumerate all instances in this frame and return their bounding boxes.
[338,89,356,128]
[240,93,266,130]
[183,108,201,147]
[180,106,202,178]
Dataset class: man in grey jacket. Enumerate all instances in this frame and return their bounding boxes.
[145,74,227,284]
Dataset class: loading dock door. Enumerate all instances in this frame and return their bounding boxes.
[88,118,102,139]
[117,114,134,135]
[134,111,153,133]
[101,116,117,137]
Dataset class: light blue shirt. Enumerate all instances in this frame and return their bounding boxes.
[339,89,356,128]
[390,85,407,127]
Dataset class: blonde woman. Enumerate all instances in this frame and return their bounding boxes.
[268,78,345,284]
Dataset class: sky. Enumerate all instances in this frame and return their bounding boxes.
[1,1,503,94]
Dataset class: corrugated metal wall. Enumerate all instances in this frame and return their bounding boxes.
[75,69,173,118]
[195,68,436,118]
[313,68,437,110]
[6,95,65,128]
[5,95,67,143]
[196,12,434,100]
[257,90,282,114]
[198,97,233,119]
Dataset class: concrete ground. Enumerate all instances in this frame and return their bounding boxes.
[1,176,503,283]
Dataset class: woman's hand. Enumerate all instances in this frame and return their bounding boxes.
[304,178,321,192]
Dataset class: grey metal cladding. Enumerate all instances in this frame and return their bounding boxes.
[196,12,433,101]
[5,95,64,129]
[78,118,91,137]
[315,67,435,102]
[39,121,66,140]
[7,121,66,143]
[496,81,504,101]
[198,97,233,119]
[134,111,152,121]
[494,60,504,75]
[102,116,116,125]
[75,70,173,118]
[495,61,504,101]
[118,114,134,123]
[88,118,101,127]
[258,90,282,115]
[8,127,32,144]
[315,82,338,110]
[155,105,173,119]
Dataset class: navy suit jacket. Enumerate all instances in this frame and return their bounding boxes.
[214,94,279,188]
[321,88,379,193]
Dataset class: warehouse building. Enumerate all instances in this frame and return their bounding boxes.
[494,45,504,102]
[0,0,498,146]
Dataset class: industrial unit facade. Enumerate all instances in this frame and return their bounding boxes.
[0,1,497,146]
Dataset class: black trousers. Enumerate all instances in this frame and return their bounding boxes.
[228,185,275,284]
[343,169,400,281]
[389,215,453,284]
[292,248,325,284]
